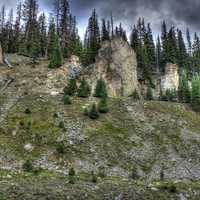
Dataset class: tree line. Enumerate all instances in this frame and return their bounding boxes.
[1,0,200,75]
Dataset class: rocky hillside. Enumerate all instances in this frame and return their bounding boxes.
[1,54,200,200]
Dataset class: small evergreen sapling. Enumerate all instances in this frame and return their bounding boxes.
[63,95,72,105]
[146,87,154,100]
[77,78,91,98]
[94,78,107,98]
[64,78,77,96]
[88,103,99,119]
[98,98,109,113]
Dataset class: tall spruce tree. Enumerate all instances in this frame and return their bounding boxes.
[49,33,62,68]
[84,9,100,65]
[191,75,200,111]
[101,18,110,41]
[177,29,187,70]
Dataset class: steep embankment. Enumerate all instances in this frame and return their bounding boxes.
[1,55,200,199]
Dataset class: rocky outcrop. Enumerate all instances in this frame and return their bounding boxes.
[94,37,138,97]
[161,63,179,92]
[0,42,3,64]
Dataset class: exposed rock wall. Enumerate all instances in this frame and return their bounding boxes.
[94,37,138,97]
[161,63,179,92]
[0,42,3,64]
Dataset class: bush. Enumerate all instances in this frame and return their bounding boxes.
[56,143,65,154]
[63,95,72,105]
[77,78,91,98]
[98,98,109,113]
[191,75,200,112]
[132,89,140,100]
[130,166,139,180]
[88,103,99,120]
[68,167,76,184]
[69,167,76,176]
[64,78,77,96]
[91,171,97,183]
[146,87,154,100]
[25,108,31,114]
[94,78,108,98]
[58,121,65,129]
[23,160,33,172]
[68,175,75,184]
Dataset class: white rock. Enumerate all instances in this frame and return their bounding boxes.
[24,143,34,152]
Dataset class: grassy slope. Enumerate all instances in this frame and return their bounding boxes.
[1,58,200,199]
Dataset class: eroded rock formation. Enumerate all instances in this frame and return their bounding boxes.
[161,63,179,92]
[0,42,3,64]
[94,37,138,97]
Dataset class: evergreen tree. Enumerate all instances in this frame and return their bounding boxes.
[178,71,191,103]
[156,36,161,72]
[88,103,99,119]
[101,18,110,41]
[48,34,62,68]
[94,78,108,98]
[191,75,200,111]
[145,23,156,72]
[38,13,47,57]
[63,95,72,105]
[186,28,192,56]
[160,21,168,71]
[146,86,154,100]
[13,2,22,53]
[84,9,100,65]
[177,29,187,70]
[98,97,109,113]
[192,33,200,73]
[77,78,91,98]
[167,27,178,64]
[64,78,77,96]
[22,0,39,56]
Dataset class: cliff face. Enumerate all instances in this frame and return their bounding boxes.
[94,37,138,97]
[0,43,3,64]
[161,63,179,92]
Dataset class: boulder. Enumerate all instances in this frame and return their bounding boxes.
[161,63,179,92]
[94,37,139,97]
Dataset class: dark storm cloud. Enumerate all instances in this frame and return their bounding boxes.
[1,0,200,37]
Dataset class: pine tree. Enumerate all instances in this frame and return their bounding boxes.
[84,9,100,65]
[77,78,91,98]
[145,23,156,72]
[146,86,154,100]
[178,71,191,103]
[101,18,110,41]
[191,75,200,111]
[64,78,77,96]
[48,34,62,68]
[88,103,99,119]
[38,13,47,57]
[63,95,72,105]
[186,28,192,56]
[192,33,200,73]
[160,21,168,71]
[22,0,39,55]
[167,27,178,64]
[94,78,108,98]
[156,36,161,72]
[13,2,22,53]
[177,29,187,70]
[98,98,109,113]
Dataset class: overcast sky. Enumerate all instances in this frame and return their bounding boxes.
[0,0,200,39]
